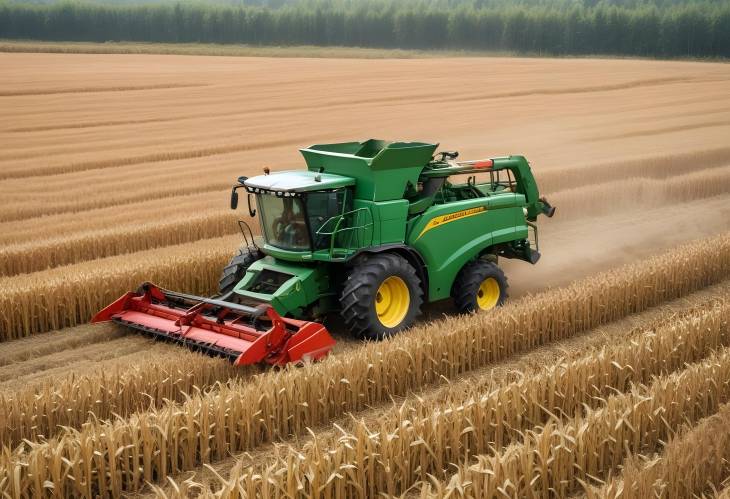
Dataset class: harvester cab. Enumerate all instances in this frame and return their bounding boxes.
[94,139,554,366]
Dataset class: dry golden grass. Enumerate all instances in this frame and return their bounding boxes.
[0,157,725,277]
[420,347,730,498]
[0,235,240,340]
[534,146,730,194]
[550,165,730,220]
[0,189,230,246]
[0,210,241,276]
[0,350,245,450]
[594,402,730,498]
[0,233,727,497]
[194,296,729,497]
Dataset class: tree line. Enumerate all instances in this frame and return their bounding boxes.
[1,0,729,58]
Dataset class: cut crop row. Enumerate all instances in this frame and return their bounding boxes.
[0,235,239,340]
[0,210,244,276]
[0,349,247,449]
[550,165,730,221]
[6,279,726,476]
[534,146,730,194]
[196,298,729,497]
[592,401,730,498]
[0,189,228,245]
[0,234,727,497]
[420,346,730,498]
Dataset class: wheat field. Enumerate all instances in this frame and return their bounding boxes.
[1,50,729,497]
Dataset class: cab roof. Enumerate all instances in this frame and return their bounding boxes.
[244,170,355,193]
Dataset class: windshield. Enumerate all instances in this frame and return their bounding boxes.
[257,189,352,251]
[258,195,311,251]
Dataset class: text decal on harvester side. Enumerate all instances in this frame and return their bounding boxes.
[417,206,487,240]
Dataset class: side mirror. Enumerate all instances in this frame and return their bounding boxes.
[230,188,239,210]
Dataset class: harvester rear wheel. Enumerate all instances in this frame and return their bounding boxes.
[452,260,508,313]
[218,246,263,295]
[340,253,422,340]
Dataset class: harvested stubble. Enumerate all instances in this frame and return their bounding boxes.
[197,298,730,497]
[421,346,730,498]
[0,350,243,449]
[0,234,728,497]
[550,165,730,220]
[0,234,240,340]
[593,401,730,499]
[0,210,243,276]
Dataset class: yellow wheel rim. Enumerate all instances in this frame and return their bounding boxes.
[476,277,500,310]
[375,276,410,328]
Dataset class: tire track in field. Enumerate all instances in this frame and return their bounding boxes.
[0,82,207,97]
[424,76,708,105]
[590,118,730,141]
[6,115,186,133]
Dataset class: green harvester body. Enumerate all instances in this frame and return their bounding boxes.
[232,139,552,319]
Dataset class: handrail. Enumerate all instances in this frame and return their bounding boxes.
[315,207,374,257]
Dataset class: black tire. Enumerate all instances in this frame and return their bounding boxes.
[452,259,508,313]
[340,253,423,340]
[218,246,263,295]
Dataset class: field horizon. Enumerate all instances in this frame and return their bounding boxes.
[3,39,730,62]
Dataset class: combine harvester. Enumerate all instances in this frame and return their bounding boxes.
[94,140,555,366]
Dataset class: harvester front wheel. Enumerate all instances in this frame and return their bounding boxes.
[452,260,508,313]
[340,253,422,340]
[218,246,263,295]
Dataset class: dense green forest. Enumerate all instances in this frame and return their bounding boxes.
[1,0,728,58]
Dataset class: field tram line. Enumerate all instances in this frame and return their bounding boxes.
[185,298,730,498]
[0,82,208,98]
[588,400,730,499]
[0,233,728,497]
[149,282,730,497]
